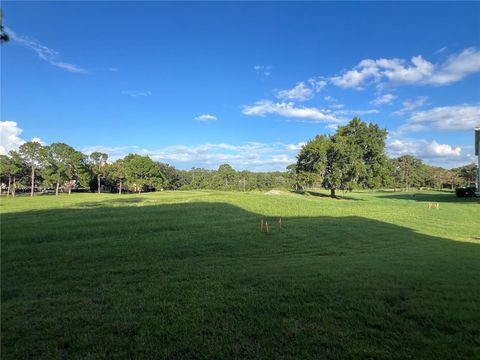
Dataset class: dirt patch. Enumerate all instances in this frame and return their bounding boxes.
[264,189,284,196]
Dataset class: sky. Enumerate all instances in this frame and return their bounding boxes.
[1,1,480,171]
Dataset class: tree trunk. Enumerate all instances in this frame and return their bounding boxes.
[98,175,101,194]
[7,175,11,198]
[330,188,336,198]
[119,180,122,195]
[30,165,35,197]
[56,181,60,196]
[68,186,72,195]
[12,176,16,198]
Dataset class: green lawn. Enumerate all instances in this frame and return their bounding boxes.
[1,190,479,359]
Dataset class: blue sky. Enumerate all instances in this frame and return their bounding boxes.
[1,1,480,170]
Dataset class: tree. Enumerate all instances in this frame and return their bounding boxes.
[334,118,389,189]
[0,10,9,44]
[43,143,86,195]
[0,153,23,197]
[393,155,424,191]
[296,118,389,197]
[217,164,236,187]
[123,154,165,192]
[110,159,127,194]
[19,141,44,197]
[90,152,109,194]
[452,163,477,186]
[158,162,184,190]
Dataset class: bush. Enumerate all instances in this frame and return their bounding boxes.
[455,187,477,197]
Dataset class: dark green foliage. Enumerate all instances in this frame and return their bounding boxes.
[122,154,166,192]
[296,118,389,197]
[455,187,477,197]
[0,10,9,44]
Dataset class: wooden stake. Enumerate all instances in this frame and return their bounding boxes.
[279,218,282,229]
[265,221,269,235]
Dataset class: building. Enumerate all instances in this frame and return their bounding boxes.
[476,127,480,190]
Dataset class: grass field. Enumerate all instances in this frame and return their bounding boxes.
[1,190,479,359]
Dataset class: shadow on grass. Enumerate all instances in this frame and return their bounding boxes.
[77,197,147,207]
[290,189,363,201]
[1,201,479,359]
[376,191,479,204]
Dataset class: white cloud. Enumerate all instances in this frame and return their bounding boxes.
[194,114,217,122]
[83,142,299,171]
[242,100,341,123]
[330,59,381,89]
[428,48,480,85]
[121,90,152,97]
[427,140,461,156]
[329,47,480,89]
[324,96,345,109]
[308,77,327,92]
[387,137,469,168]
[276,82,314,101]
[7,27,87,73]
[0,121,25,155]
[434,46,447,55]
[254,65,272,77]
[0,121,43,154]
[285,142,305,151]
[392,96,428,116]
[401,104,480,132]
[370,93,397,106]
[331,109,380,116]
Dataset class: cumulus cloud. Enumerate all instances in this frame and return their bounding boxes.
[83,142,299,171]
[194,114,217,122]
[0,121,25,155]
[370,93,397,106]
[387,137,469,168]
[276,82,314,101]
[330,59,381,89]
[242,100,341,123]
[121,90,152,97]
[401,104,480,132]
[330,47,480,89]
[7,27,87,73]
[0,121,43,155]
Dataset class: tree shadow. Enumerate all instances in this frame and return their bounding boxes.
[1,201,479,359]
[376,191,479,204]
[290,189,363,201]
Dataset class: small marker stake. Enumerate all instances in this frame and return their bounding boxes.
[279,218,282,229]
[265,221,269,235]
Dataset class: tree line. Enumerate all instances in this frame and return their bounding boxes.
[0,118,476,197]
